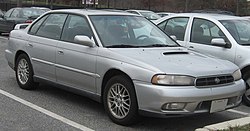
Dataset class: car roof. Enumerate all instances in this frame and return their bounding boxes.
[169,13,244,20]
[126,9,153,13]
[49,9,139,16]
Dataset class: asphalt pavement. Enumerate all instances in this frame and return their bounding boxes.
[0,36,249,131]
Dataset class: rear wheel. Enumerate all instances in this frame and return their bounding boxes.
[103,75,139,125]
[242,71,250,106]
[15,54,37,90]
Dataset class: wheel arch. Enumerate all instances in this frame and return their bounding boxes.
[14,50,29,71]
[241,65,250,78]
[101,69,136,103]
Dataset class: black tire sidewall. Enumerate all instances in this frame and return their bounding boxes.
[103,75,139,126]
[15,54,36,90]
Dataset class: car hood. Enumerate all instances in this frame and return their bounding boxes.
[108,47,238,77]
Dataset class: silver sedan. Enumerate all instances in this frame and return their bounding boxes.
[5,10,245,125]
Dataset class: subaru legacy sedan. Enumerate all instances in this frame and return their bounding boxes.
[5,10,245,125]
[155,13,250,106]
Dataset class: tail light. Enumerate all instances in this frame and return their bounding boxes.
[25,20,33,23]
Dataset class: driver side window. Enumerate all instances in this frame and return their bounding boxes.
[160,17,189,41]
[191,18,227,45]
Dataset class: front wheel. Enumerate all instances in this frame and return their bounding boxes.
[103,75,139,125]
[243,72,250,106]
[15,54,37,90]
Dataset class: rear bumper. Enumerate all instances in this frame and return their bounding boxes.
[5,49,15,70]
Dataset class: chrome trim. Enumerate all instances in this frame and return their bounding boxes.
[55,64,100,78]
[32,58,100,78]
[32,58,54,66]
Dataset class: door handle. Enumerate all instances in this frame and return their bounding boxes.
[189,46,194,49]
[58,50,64,55]
[27,44,33,48]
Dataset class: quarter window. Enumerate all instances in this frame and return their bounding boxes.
[61,15,93,43]
[191,18,227,45]
[36,14,67,40]
[161,17,189,41]
[29,15,48,35]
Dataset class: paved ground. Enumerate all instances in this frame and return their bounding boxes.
[0,36,249,131]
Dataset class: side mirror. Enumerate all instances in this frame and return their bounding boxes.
[170,35,177,41]
[211,38,226,46]
[74,35,95,47]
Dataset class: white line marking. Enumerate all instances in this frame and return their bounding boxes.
[227,109,249,116]
[0,89,94,131]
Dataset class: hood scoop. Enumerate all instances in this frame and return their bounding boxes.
[163,51,189,55]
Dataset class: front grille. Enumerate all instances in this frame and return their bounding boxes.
[195,75,234,87]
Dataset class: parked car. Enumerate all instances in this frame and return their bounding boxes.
[126,9,161,21]
[155,13,250,106]
[157,12,176,17]
[191,9,235,16]
[5,10,245,125]
[0,9,4,17]
[0,7,50,33]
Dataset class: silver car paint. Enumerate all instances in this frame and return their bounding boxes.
[5,10,246,116]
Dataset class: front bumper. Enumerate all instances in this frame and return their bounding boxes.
[134,80,246,118]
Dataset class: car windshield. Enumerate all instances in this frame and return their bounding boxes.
[21,8,49,18]
[89,15,178,48]
[140,11,161,20]
[220,19,250,46]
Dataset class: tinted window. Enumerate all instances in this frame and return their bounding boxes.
[11,9,20,18]
[164,17,189,41]
[29,15,48,35]
[191,18,226,45]
[61,15,93,43]
[36,14,67,40]
[4,9,14,18]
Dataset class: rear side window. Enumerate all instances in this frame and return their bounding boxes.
[29,15,48,35]
[36,14,67,40]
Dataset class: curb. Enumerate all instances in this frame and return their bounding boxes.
[195,116,250,131]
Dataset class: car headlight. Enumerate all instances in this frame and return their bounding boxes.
[151,74,195,86]
[232,69,241,81]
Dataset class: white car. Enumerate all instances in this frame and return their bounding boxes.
[155,13,250,106]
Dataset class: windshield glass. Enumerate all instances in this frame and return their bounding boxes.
[140,11,161,20]
[90,15,178,48]
[220,19,250,45]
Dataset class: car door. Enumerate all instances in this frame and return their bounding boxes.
[157,17,189,46]
[187,18,236,62]
[27,13,68,82]
[56,14,97,93]
[0,8,15,33]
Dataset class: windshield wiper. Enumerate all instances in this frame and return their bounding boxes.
[140,44,178,47]
[106,44,139,48]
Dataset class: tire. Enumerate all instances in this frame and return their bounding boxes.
[103,75,139,125]
[15,54,37,90]
[242,71,250,106]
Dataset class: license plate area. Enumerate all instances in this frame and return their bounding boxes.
[210,99,228,113]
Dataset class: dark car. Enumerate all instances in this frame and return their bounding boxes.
[0,9,4,16]
[0,7,50,33]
